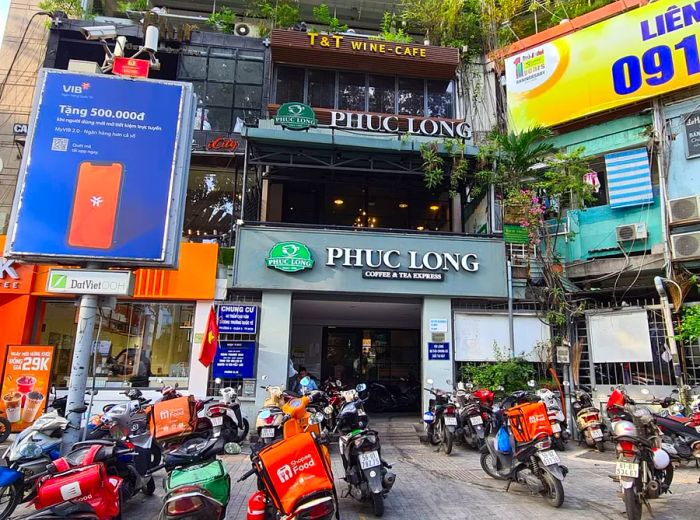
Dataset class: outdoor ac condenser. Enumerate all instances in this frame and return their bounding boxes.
[669,195,700,225]
[671,231,700,261]
[616,223,648,242]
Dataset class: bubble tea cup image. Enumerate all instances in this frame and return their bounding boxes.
[22,391,45,423]
[3,392,23,423]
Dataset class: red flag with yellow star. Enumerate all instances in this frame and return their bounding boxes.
[199,306,218,367]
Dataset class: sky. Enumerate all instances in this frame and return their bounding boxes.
[0,0,9,51]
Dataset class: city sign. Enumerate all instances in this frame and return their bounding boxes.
[265,241,315,273]
[5,69,195,267]
[274,103,317,130]
[206,137,239,152]
[218,304,258,334]
[330,111,471,139]
[505,0,700,129]
[46,268,134,296]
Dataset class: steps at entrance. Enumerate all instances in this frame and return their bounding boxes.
[367,415,422,446]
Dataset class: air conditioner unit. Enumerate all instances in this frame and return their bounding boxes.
[616,223,648,242]
[669,195,700,224]
[235,23,251,36]
[671,231,700,261]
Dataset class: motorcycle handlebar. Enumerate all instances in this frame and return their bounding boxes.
[238,468,256,482]
[146,463,166,475]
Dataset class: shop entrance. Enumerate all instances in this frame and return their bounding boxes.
[291,296,422,413]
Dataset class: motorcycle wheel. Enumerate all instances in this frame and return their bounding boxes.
[0,482,22,520]
[623,484,642,520]
[143,477,156,496]
[371,492,384,517]
[662,464,674,489]
[428,425,440,446]
[150,444,162,468]
[540,471,564,508]
[235,418,250,443]
[0,418,9,444]
[444,428,453,455]
[596,441,605,453]
[553,437,566,452]
[480,451,508,480]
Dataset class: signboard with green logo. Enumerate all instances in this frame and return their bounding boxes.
[274,103,317,130]
[265,242,314,273]
[47,268,134,295]
[503,224,529,244]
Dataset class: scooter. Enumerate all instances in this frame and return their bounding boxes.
[335,384,395,517]
[454,382,486,450]
[252,376,290,445]
[532,381,569,451]
[423,379,455,455]
[208,378,249,443]
[480,392,568,508]
[572,388,607,451]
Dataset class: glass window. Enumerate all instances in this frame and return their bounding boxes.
[206,107,232,132]
[398,78,425,116]
[236,59,263,84]
[308,69,335,109]
[208,58,235,82]
[338,72,366,111]
[427,80,453,118]
[210,47,235,57]
[235,85,262,109]
[40,302,194,389]
[368,75,395,114]
[276,66,305,104]
[179,56,207,79]
[206,83,234,107]
[184,168,235,240]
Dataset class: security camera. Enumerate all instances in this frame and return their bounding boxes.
[80,25,117,40]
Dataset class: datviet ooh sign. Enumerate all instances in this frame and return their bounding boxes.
[505,0,700,130]
[274,103,317,130]
[112,57,150,78]
[0,345,54,433]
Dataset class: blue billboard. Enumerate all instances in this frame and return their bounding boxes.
[5,69,195,266]
[212,341,256,379]
[218,305,258,334]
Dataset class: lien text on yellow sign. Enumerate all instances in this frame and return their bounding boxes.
[505,0,700,130]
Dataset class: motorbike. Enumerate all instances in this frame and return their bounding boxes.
[530,381,569,451]
[240,394,338,520]
[572,388,607,451]
[335,384,395,517]
[26,437,155,520]
[480,391,568,508]
[157,435,230,520]
[607,386,673,520]
[207,378,249,444]
[423,379,455,455]
[454,382,486,450]
[648,393,700,465]
[253,376,291,445]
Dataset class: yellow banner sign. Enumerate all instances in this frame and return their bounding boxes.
[505,0,700,130]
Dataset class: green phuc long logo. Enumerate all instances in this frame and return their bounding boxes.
[266,242,314,273]
[274,103,317,130]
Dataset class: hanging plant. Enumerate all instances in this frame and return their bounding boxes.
[208,7,236,34]
[421,139,469,197]
[420,142,445,190]
[677,305,700,343]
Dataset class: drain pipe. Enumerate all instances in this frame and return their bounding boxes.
[507,260,515,358]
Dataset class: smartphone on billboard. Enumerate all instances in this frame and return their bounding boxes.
[67,162,123,249]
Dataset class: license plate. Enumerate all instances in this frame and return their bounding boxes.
[444,416,457,426]
[591,428,604,439]
[615,461,639,478]
[261,427,275,438]
[551,422,561,433]
[210,416,223,427]
[538,450,561,466]
[470,415,483,426]
[358,450,381,470]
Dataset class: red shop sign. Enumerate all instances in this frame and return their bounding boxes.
[206,137,239,152]
[112,57,150,78]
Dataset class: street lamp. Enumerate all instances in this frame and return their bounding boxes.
[654,276,687,401]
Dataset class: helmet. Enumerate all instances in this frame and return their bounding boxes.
[652,448,670,470]
[613,420,637,438]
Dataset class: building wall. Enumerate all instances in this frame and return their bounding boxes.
[0,0,47,233]
[664,95,700,200]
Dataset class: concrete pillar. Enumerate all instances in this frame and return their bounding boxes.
[421,297,454,413]
[255,290,292,410]
[188,301,214,397]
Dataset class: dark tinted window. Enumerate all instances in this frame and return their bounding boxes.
[368,75,395,114]
[208,58,235,82]
[338,72,366,111]
[236,59,264,84]
[308,69,335,109]
[276,66,305,104]
[398,78,424,116]
[206,83,233,107]
[427,80,453,118]
[179,56,207,79]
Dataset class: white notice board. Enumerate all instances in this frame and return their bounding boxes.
[586,309,653,363]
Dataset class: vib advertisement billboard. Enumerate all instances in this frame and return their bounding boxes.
[5,69,195,266]
[505,0,700,130]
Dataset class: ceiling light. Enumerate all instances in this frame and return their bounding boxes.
[333,198,344,205]
[416,226,425,231]
[399,203,408,209]
[429,204,440,211]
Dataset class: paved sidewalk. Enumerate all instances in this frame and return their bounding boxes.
[11,416,700,519]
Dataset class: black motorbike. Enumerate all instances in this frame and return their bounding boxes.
[423,379,455,455]
[335,384,395,517]
[454,384,486,449]
[652,395,700,464]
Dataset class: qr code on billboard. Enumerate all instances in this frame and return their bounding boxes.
[51,137,69,152]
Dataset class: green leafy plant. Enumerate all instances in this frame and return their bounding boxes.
[117,0,148,12]
[677,305,700,343]
[312,3,348,33]
[461,345,534,393]
[255,0,300,37]
[420,139,469,197]
[420,142,445,191]
[38,0,83,18]
[371,12,412,43]
[208,7,236,34]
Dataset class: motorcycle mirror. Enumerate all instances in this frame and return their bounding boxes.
[671,388,679,394]
[527,380,536,388]
[300,376,311,387]
[356,383,367,393]
[309,412,325,425]
[563,381,570,387]
[426,378,434,386]
[640,388,650,396]
[215,378,222,385]
[497,386,504,391]
[224,442,241,455]
[336,379,342,387]
[446,379,452,386]
[51,385,56,395]
[467,382,474,390]
[457,382,465,390]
